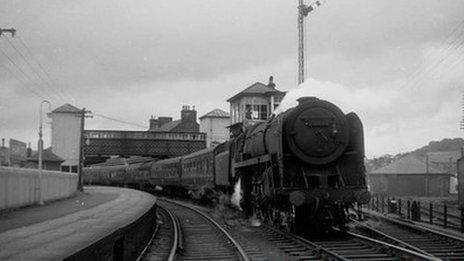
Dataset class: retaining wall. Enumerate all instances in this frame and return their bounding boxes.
[0,166,78,210]
[65,203,157,261]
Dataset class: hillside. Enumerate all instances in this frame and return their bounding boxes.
[366,138,464,173]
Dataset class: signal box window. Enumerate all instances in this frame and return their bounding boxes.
[246,104,268,120]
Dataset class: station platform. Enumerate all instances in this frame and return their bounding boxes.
[0,186,157,260]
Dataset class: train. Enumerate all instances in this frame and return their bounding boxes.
[84,96,370,234]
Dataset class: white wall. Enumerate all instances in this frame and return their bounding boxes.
[50,113,81,167]
[0,167,78,210]
[200,117,230,148]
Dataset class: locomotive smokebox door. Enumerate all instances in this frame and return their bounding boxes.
[284,97,349,165]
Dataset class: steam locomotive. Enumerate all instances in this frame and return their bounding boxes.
[84,96,370,234]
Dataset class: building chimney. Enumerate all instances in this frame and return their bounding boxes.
[268,76,276,89]
[149,115,159,131]
[181,105,197,123]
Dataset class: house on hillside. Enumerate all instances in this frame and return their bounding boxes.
[368,154,454,197]
[149,105,199,133]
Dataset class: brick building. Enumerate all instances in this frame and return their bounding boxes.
[149,105,199,133]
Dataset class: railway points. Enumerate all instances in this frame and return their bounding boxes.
[145,197,433,261]
[353,211,464,260]
[0,186,156,261]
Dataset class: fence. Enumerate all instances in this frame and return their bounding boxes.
[366,194,464,233]
[0,166,78,210]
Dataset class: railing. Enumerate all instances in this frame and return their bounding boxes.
[84,130,206,141]
[366,194,464,233]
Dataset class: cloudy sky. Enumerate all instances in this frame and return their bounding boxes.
[1,0,464,157]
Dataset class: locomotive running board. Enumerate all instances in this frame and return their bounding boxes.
[233,154,270,169]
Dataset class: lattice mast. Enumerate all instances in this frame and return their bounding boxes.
[297,1,323,85]
[461,92,464,131]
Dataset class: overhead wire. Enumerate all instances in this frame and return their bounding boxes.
[0,60,48,100]
[15,35,76,103]
[407,28,464,90]
[0,47,51,101]
[396,18,464,91]
[4,36,67,103]
[91,113,147,129]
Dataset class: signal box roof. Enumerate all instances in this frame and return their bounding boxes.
[227,82,285,102]
[51,104,81,114]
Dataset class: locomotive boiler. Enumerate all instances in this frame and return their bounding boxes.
[230,96,370,233]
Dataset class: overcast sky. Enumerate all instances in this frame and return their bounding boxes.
[1,0,464,157]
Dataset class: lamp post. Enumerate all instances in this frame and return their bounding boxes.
[38,100,51,205]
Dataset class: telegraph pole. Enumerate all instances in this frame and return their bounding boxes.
[77,108,92,191]
[38,100,51,205]
[297,1,323,84]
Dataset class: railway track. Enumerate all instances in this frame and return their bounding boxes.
[142,198,431,260]
[138,205,178,261]
[259,225,432,260]
[353,214,464,260]
[145,199,250,261]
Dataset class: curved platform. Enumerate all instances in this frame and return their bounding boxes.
[0,186,156,260]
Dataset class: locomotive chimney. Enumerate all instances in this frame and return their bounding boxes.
[297,96,318,105]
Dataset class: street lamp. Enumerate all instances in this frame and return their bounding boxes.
[38,100,51,205]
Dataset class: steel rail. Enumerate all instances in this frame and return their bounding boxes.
[350,218,435,257]
[263,225,348,260]
[162,205,181,261]
[358,212,464,260]
[265,224,433,260]
[347,231,438,260]
[135,215,161,261]
[383,214,464,242]
[160,198,250,261]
